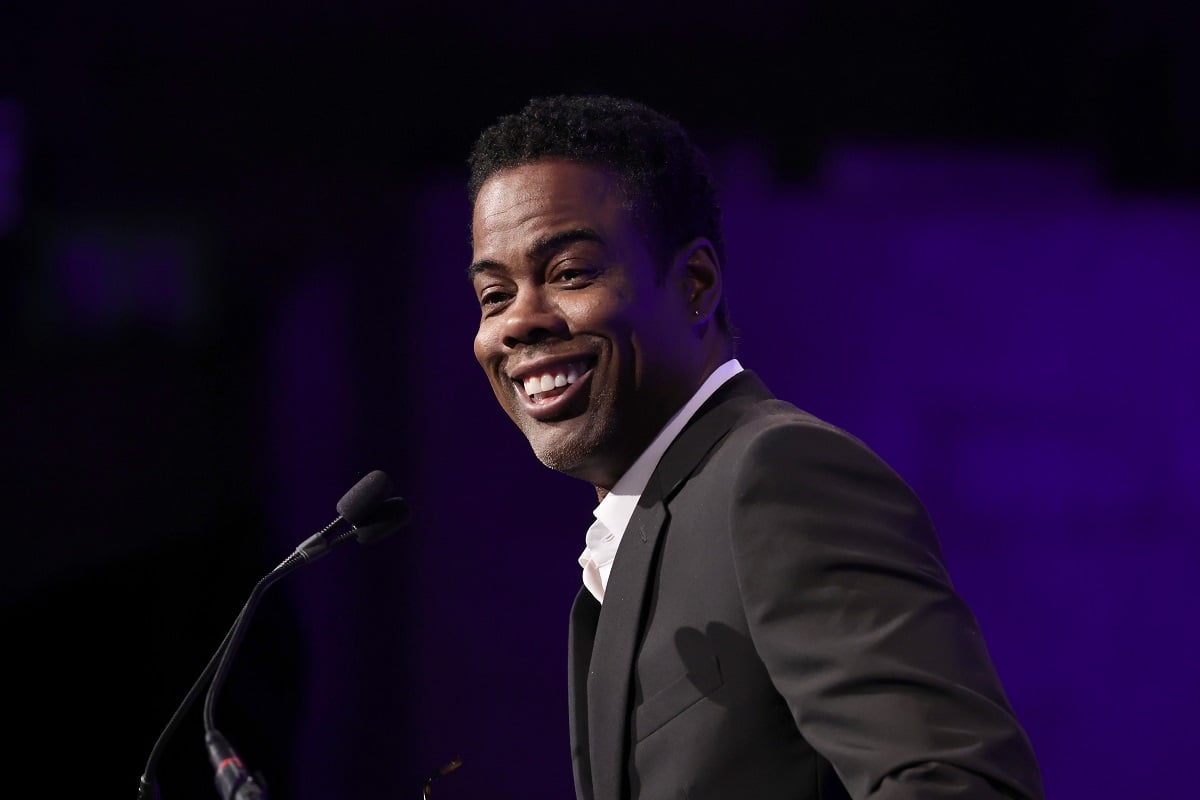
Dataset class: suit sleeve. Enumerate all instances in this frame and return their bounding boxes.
[727,418,1044,799]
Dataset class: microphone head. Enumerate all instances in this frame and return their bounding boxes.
[336,470,395,525]
[352,496,411,545]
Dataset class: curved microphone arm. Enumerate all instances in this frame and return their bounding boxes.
[201,500,408,734]
[139,621,236,800]
[138,532,330,800]
[202,548,310,732]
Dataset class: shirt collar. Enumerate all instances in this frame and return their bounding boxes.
[592,358,744,536]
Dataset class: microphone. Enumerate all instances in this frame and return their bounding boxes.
[138,470,409,800]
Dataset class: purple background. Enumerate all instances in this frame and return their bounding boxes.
[2,3,1197,798]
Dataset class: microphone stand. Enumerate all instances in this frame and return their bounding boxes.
[201,524,359,800]
[138,470,408,799]
[138,518,345,800]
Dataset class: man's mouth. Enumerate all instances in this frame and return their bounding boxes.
[517,359,591,402]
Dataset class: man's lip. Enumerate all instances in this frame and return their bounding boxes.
[515,366,594,422]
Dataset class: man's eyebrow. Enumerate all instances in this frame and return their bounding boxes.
[527,228,605,263]
[467,228,605,281]
[467,259,502,281]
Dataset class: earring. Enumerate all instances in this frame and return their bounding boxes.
[693,309,701,317]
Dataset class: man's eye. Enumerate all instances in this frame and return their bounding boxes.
[555,266,595,284]
[480,290,510,307]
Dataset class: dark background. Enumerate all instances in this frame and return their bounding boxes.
[2,2,1197,798]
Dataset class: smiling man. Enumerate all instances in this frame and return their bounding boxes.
[467,96,1043,800]
[471,158,728,492]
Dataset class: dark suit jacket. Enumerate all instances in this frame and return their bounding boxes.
[568,372,1043,800]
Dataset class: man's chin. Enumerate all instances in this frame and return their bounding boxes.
[522,419,600,478]
[528,432,588,474]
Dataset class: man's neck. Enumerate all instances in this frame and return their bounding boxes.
[587,347,736,502]
[588,356,744,508]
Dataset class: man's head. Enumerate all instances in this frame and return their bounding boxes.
[469,95,730,333]
[467,95,732,491]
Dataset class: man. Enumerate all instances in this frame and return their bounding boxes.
[467,95,1043,800]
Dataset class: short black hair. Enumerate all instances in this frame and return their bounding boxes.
[468,95,729,330]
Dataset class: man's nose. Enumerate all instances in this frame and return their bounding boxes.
[502,289,568,348]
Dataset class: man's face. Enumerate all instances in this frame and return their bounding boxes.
[470,159,705,489]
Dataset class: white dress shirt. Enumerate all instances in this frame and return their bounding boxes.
[579,359,744,603]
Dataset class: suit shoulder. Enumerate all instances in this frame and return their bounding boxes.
[717,398,926,508]
[735,398,852,438]
[726,398,887,464]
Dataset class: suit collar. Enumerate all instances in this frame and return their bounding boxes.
[596,359,746,516]
[643,370,771,505]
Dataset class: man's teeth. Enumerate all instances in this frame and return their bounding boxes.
[523,362,585,399]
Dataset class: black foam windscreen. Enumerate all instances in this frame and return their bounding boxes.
[335,469,395,525]
[352,496,411,544]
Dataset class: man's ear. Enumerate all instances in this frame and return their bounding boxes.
[674,237,723,324]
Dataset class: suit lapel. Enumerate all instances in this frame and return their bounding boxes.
[569,588,600,800]
[583,371,771,799]
[585,498,668,800]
